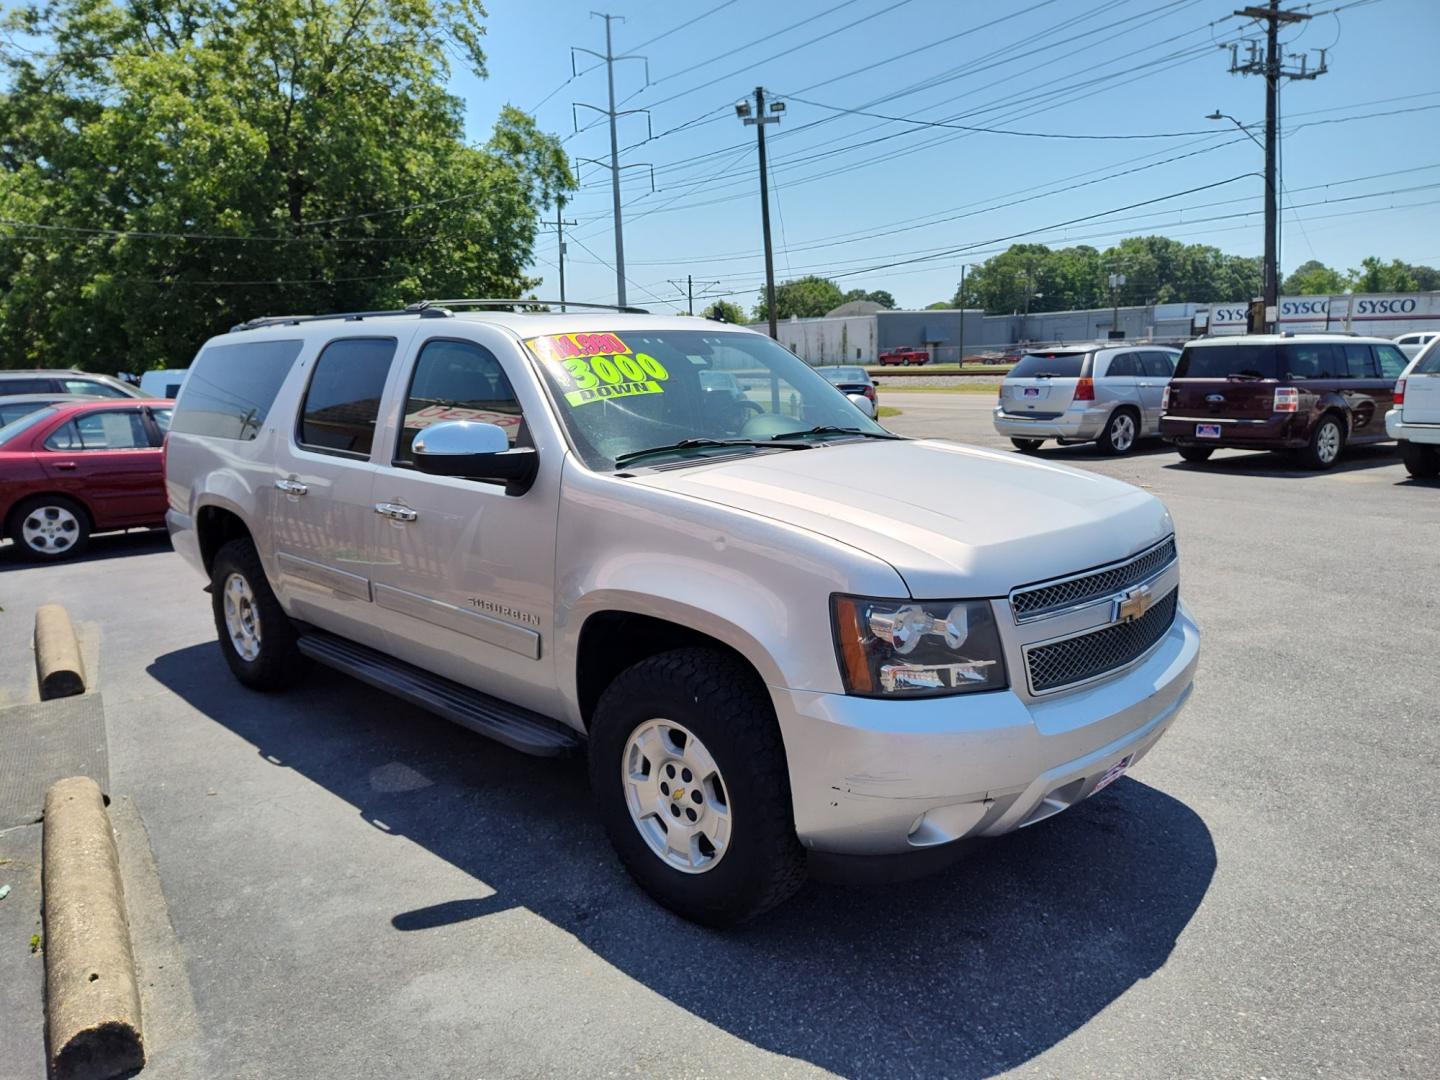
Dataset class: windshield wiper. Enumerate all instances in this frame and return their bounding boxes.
[1029,371,1066,378]
[613,437,812,468]
[767,425,904,441]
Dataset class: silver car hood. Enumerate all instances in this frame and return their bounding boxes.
[633,438,1174,598]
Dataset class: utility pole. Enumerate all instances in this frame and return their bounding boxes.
[554,197,577,310]
[667,274,721,316]
[957,264,967,363]
[1225,2,1326,330]
[1108,272,1126,339]
[737,87,784,339]
[571,14,650,308]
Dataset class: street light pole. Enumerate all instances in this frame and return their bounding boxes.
[738,88,784,340]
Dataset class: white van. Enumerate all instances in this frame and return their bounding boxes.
[140,368,189,399]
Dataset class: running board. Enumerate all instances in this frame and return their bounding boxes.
[296,632,582,757]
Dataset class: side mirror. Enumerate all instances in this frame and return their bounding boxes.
[412,421,538,494]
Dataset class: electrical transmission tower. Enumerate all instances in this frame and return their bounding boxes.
[571,13,651,308]
[667,275,723,316]
[1224,1,1328,330]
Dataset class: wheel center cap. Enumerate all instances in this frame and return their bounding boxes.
[671,785,686,802]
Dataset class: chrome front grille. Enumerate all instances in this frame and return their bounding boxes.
[1011,538,1177,621]
[1025,588,1178,694]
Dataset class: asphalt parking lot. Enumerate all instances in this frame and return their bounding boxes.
[2,394,1437,1079]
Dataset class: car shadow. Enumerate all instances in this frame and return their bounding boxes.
[0,527,170,567]
[1158,443,1398,477]
[1026,438,1175,462]
[148,644,1215,1079]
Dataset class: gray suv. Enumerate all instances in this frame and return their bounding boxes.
[164,302,1199,925]
[993,344,1180,454]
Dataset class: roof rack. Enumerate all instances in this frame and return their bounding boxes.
[229,297,650,332]
[419,298,651,314]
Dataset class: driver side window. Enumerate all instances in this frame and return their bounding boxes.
[395,339,525,466]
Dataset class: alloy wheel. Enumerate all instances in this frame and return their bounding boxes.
[1316,421,1341,464]
[622,719,732,874]
[222,572,263,662]
[1110,413,1136,452]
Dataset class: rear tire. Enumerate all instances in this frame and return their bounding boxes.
[210,538,307,691]
[1298,415,1345,470]
[1010,438,1044,453]
[8,495,91,561]
[1097,408,1139,456]
[1401,440,1440,478]
[1177,446,1214,463]
[588,648,807,927]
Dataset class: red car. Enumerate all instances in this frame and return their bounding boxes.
[877,346,929,366]
[0,398,172,560]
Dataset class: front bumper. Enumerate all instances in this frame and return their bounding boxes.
[991,404,1107,441]
[1386,409,1440,444]
[770,600,1199,855]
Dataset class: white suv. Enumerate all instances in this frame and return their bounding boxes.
[164,301,1199,925]
[1388,339,1440,478]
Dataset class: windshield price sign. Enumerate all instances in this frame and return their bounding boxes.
[526,334,672,408]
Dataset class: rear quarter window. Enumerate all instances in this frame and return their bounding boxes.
[1009,352,1089,379]
[170,339,304,440]
[1414,343,1440,375]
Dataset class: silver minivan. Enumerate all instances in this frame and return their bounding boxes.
[993,344,1181,455]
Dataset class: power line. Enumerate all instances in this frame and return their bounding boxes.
[629,0,742,51]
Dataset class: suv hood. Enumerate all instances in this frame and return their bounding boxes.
[633,439,1173,597]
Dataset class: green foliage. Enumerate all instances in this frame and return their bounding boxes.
[0,0,573,374]
[841,288,896,309]
[754,275,844,321]
[1348,257,1419,294]
[925,300,952,310]
[701,299,747,324]
[1282,260,1348,295]
[953,237,1261,314]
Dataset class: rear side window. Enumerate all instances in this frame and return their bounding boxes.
[171,339,303,440]
[395,339,522,464]
[298,337,397,458]
[45,410,150,450]
[1,377,54,395]
[1175,345,1276,379]
[1415,343,1440,375]
[1142,352,1177,378]
[1103,353,1138,377]
[1341,345,1376,379]
[1281,343,1343,379]
[1375,343,1409,378]
[1010,352,1089,379]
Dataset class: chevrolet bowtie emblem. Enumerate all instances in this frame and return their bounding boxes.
[1114,584,1154,624]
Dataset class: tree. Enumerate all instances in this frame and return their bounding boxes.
[1282,260,1347,295]
[841,288,896,309]
[1348,257,1419,293]
[754,275,845,321]
[925,300,953,310]
[701,299,747,324]
[0,0,573,374]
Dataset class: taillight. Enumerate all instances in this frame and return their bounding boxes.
[1274,387,1299,413]
[863,385,876,400]
[1394,378,1406,406]
[1161,385,1172,412]
[1074,376,1095,402]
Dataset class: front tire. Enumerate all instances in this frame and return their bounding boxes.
[1298,415,1345,470]
[210,538,307,691]
[1098,408,1139,456]
[1010,437,1044,453]
[588,648,806,927]
[1177,446,1214,463]
[1401,440,1440,478]
[9,495,91,561]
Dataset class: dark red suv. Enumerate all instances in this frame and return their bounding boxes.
[1159,334,1410,469]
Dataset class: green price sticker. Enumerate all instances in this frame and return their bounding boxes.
[557,352,670,407]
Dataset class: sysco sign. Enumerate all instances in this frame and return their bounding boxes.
[1281,299,1328,316]
[1355,296,1419,315]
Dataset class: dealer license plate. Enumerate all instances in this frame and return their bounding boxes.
[1195,423,1222,439]
[1023,387,1040,397]
[1090,754,1133,796]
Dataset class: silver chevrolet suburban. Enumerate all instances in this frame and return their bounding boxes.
[165,301,1200,926]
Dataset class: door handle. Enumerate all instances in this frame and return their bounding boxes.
[275,478,309,496]
[374,502,418,522]
[55,461,77,471]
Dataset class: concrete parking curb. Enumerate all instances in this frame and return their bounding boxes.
[43,776,145,1080]
[35,604,86,700]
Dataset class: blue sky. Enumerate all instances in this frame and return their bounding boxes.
[455,0,1440,312]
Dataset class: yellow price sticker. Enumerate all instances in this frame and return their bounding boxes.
[525,336,672,408]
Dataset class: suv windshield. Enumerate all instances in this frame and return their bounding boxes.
[524,329,888,470]
[1009,351,1089,378]
[1175,345,1277,379]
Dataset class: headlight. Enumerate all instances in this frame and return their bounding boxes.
[831,596,1008,697]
